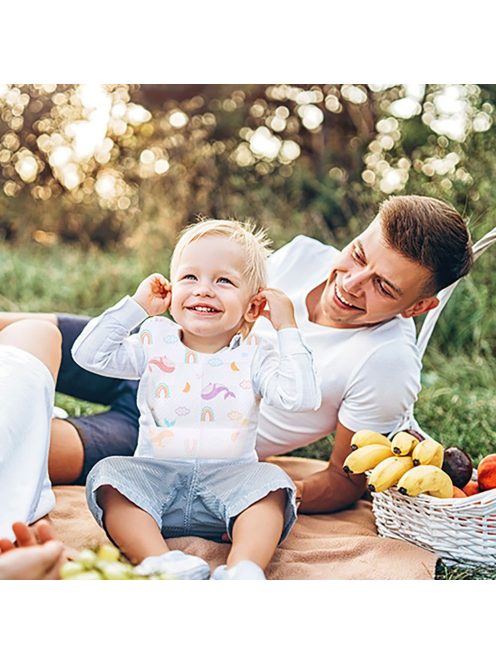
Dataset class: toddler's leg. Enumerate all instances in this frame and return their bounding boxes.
[97,485,169,564]
[227,488,286,570]
[96,485,211,580]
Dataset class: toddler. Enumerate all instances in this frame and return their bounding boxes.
[72,219,320,580]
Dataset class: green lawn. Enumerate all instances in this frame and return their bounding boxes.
[2,241,495,580]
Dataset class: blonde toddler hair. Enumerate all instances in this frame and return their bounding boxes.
[170,218,273,295]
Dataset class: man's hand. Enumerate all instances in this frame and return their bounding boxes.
[253,288,297,331]
[132,273,171,317]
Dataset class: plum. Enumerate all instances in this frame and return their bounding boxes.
[442,447,474,488]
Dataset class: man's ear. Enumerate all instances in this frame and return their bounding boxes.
[401,296,439,319]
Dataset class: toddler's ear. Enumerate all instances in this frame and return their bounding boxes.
[244,296,264,323]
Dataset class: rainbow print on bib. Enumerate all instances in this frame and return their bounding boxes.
[140,330,153,345]
[185,350,198,364]
[155,383,170,398]
[201,406,215,422]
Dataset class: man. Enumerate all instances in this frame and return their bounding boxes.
[0,195,473,513]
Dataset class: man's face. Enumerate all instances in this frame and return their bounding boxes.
[316,216,439,328]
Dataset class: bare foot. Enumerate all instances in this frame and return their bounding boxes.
[0,520,66,580]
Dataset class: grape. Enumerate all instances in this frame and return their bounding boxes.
[60,561,85,579]
[98,561,134,580]
[97,544,121,562]
[67,570,103,581]
[76,549,98,569]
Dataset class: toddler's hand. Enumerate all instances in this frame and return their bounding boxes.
[254,288,297,331]
[132,273,171,317]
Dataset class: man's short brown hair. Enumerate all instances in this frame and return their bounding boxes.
[379,195,473,295]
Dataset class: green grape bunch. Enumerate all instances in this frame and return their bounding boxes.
[60,544,175,580]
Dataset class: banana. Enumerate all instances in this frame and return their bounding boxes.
[343,444,393,474]
[390,431,420,456]
[411,438,444,468]
[397,464,453,498]
[367,455,414,492]
[350,430,391,451]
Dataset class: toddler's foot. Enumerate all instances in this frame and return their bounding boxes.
[211,560,266,580]
[134,550,210,580]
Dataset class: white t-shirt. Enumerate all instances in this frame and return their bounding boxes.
[0,346,56,539]
[254,235,422,457]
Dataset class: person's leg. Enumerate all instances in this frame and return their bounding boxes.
[0,323,62,537]
[0,319,85,484]
[95,484,210,579]
[50,314,140,484]
[48,419,85,484]
[227,489,286,570]
[96,485,170,565]
[0,312,58,332]
[0,319,61,382]
[0,313,139,484]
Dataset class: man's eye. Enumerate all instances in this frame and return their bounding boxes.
[352,249,365,264]
[377,280,393,297]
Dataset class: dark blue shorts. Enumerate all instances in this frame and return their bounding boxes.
[56,314,140,484]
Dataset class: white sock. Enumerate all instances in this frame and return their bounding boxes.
[134,550,210,580]
[211,560,266,580]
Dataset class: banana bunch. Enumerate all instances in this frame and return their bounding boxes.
[343,429,450,497]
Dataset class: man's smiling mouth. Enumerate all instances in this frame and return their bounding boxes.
[334,284,364,311]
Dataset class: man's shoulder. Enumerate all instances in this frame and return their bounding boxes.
[355,317,420,370]
[275,234,336,257]
[268,235,338,280]
[336,317,418,373]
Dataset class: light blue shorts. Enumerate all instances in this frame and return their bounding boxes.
[86,456,297,543]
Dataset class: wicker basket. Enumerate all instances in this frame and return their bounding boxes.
[370,226,496,566]
[372,474,496,565]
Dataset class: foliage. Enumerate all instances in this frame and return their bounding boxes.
[1,83,495,250]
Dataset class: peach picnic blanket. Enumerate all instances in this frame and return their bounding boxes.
[48,456,438,580]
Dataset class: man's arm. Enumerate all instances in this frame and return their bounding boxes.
[295,420,368,514]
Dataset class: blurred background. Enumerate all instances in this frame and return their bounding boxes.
[0,83,494,468]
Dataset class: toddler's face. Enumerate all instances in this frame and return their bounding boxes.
[170,235,256,350]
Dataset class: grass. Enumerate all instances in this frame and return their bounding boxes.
[2,239,495,580]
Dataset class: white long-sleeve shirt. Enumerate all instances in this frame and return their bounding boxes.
[72,296,321,462]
